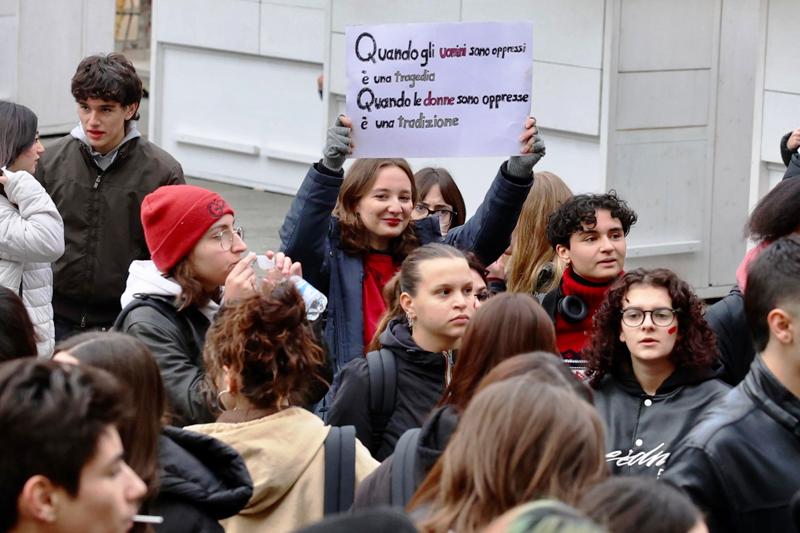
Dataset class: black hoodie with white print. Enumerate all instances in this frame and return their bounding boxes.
[594,366,730,478]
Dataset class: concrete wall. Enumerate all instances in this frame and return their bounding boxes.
[0,0,114,134]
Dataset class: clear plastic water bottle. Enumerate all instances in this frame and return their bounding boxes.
[289,275,328,321]
[254,255,327,320]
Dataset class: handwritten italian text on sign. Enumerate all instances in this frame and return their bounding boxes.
[346,21,533,158]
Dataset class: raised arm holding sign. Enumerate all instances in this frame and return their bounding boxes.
[279,22,545,410]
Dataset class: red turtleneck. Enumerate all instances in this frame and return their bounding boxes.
[555,267,619,379]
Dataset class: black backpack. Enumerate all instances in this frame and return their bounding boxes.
[323,425,357,515]
[390,427,422,507]
[366,348,398,451]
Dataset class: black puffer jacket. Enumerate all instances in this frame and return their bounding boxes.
[704,286,754,385]
[595,367,729,478]
[326,319,451,460]
[352,404,459,509]
[149,426,253,533]
[665,357,800,533]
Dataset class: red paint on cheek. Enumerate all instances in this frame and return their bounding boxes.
[667,326,677,335]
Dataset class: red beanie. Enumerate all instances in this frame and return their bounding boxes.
[141,184,234,273]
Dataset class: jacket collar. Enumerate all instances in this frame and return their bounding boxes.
[378,317,446,367]
[743,356,800,438]
[612,362,717,396]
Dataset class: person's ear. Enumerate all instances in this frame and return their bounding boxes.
[555,244,571,264]
[619,329,627,344]
[124,103,139,121]
[767,308,795,345]
[18,475,61,524]
[399,291,415,319]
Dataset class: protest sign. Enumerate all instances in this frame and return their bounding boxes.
[345,21,533,158]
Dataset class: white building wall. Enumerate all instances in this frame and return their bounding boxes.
[0,0,114,134]
[751,0,799,197]
[150,0,771,296]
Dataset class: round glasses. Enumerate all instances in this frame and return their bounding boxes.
[413,203,457,227]
[211,226,244,251]
[621,307,678,327]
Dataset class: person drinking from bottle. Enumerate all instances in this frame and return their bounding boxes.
[115,184,302,426]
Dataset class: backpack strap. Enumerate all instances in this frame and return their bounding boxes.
[113,294,200,355]
[366,348,398,451]
[323,425,357,515]
[391,427,422,508]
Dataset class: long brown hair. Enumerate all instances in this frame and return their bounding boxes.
[170,256,217,311]
[409,376,607,533]
[439,293,557,411]
[366,243,467,351]
[583,268,717,388]
[507,171,572,294]
[203,281,328,410]
[55,332,165,501]
[477,351,593,404]
[333,158,419,258]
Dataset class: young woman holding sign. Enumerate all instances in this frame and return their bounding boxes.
[279,114,544,404]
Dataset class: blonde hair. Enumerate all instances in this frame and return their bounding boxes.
[506,172,572,294]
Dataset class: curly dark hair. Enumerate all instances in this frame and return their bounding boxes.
[71,53,142,120]
[546,191,637,249]
[583,268,717,388]
[203,281,329,410]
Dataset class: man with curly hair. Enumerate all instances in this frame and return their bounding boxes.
[543,191,637,378]
[36,53,184,340]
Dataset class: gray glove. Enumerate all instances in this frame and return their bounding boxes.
[322,116,351,172]
[507,131,546,179]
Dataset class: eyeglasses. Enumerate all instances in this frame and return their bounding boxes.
[475,289,491,302]
[413,204,457,226]
[621,307,678,327]
[211,226,244,251]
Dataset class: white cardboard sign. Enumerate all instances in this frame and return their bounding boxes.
[345,21,533,158]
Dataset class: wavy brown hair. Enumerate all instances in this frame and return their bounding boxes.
[583,268,717,388]
[439,293,557,411]
[506,172,573,294]
[203,281,328,410]
[409,377,607,533]
[170,257,218,311]
[333,158,419,258]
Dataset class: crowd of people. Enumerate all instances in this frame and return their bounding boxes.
[0,51,799,533]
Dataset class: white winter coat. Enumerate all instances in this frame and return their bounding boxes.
[0,167,64,357]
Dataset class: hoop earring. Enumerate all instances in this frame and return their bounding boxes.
[217,389,236,412]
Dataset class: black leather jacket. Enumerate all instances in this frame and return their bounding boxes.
[595,367,729,478]
[117,294,215,426]
[704,286,755,385]
[665,356,800,533]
